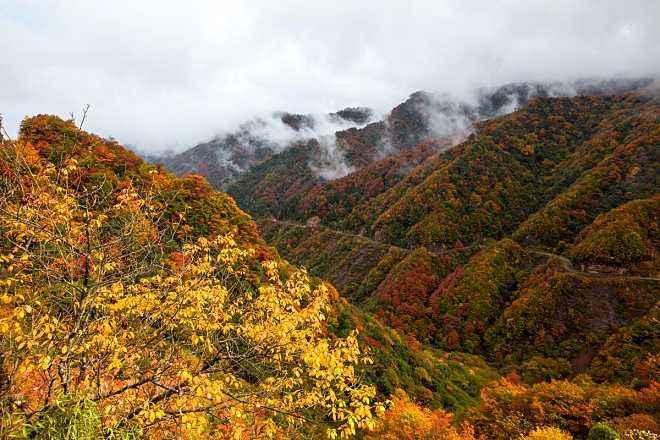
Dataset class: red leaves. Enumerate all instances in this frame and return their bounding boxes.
[168,251,191,270]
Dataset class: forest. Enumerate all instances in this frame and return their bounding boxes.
[1,85,658,439]
[227,88,659,439]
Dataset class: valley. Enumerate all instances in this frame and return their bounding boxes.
[148,79,660,438]
[3,2,659,438]
[1,80,657,439]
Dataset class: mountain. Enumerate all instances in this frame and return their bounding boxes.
[221,80,659,437]
[4,76,658,439]
[257,87,659,348]
[221,79,652,217]
[0,115,395,438]
[158,107,375,187]
[153,81,652,224]
[156,81,553,190]
[0,114,513,439]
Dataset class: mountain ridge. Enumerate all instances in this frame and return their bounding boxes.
[155,78,654,192]
[3,76,657,439]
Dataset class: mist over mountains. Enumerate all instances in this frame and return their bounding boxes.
[4,0,659,151]
[154,106,377,186]
[4,72,658,438]
[3,1,660,437]
[154,77,653,187]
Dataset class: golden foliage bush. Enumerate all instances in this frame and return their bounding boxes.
[524,427,573,440]
[366,389,480,440]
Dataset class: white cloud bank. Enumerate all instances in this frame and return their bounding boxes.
[1,0,658,151]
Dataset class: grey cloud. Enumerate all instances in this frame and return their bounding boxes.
[1,0,658,151]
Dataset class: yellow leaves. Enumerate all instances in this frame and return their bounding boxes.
[231,426,245,440]
[179,370,193,382]
[524,427,573,440]
[181,412,210,438]
[0,156,383,440]
[108,356,122,371]
[262,260,280,282]
[62,157,78,175]
[15,307,27,319]
[260,418,278,438]
[38,355,52,370]
[100,321,113,337]
[142,407,166,424]
[114,187,144,211]
[107,281,123,298]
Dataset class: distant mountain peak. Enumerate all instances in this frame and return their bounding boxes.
[330,107,374,125]
[154,77,654,189]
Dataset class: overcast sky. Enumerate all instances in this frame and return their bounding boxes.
[1,0,658,152]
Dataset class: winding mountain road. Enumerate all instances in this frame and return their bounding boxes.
[527,249,659,282]
[263,217,660,282]
[262,217,483,256]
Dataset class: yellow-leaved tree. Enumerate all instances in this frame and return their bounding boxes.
[0,128,383,439]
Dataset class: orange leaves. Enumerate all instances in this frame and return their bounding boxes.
[168,251,191,270]
[93,143,117,163]
[65,255,94,280]
[373,247,444,338]
[9,359,53,412]
[469,377,660,438]
[13,141,42,167]
[366,390,482,440]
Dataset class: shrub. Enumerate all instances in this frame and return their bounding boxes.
[524,427,573,440]
[612,414,659,435]
[588,423,620,440]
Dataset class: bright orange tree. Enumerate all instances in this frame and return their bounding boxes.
[365,389,478,440]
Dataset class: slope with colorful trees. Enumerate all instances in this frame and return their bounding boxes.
[241,87,659,438]
[0,116,385,439]
[4,79,659,439]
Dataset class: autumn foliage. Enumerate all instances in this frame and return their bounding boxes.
[0,116,384,438]
[2,84,659,439]
[241,90,659,438]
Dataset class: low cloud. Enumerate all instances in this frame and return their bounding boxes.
[309,135,356,180]
[167,109,376,179]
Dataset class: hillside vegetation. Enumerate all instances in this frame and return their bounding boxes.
[0,116,384,439]
[3,82,658,439]
[229,88,659,438]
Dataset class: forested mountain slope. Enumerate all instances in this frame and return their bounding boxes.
[224,79,653,220]
[347,93,657,250]
[155,80,649,211]
[251,88,660,438]
[4,79,657,439]
[0,116,390,438]
[0,115,527,440]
